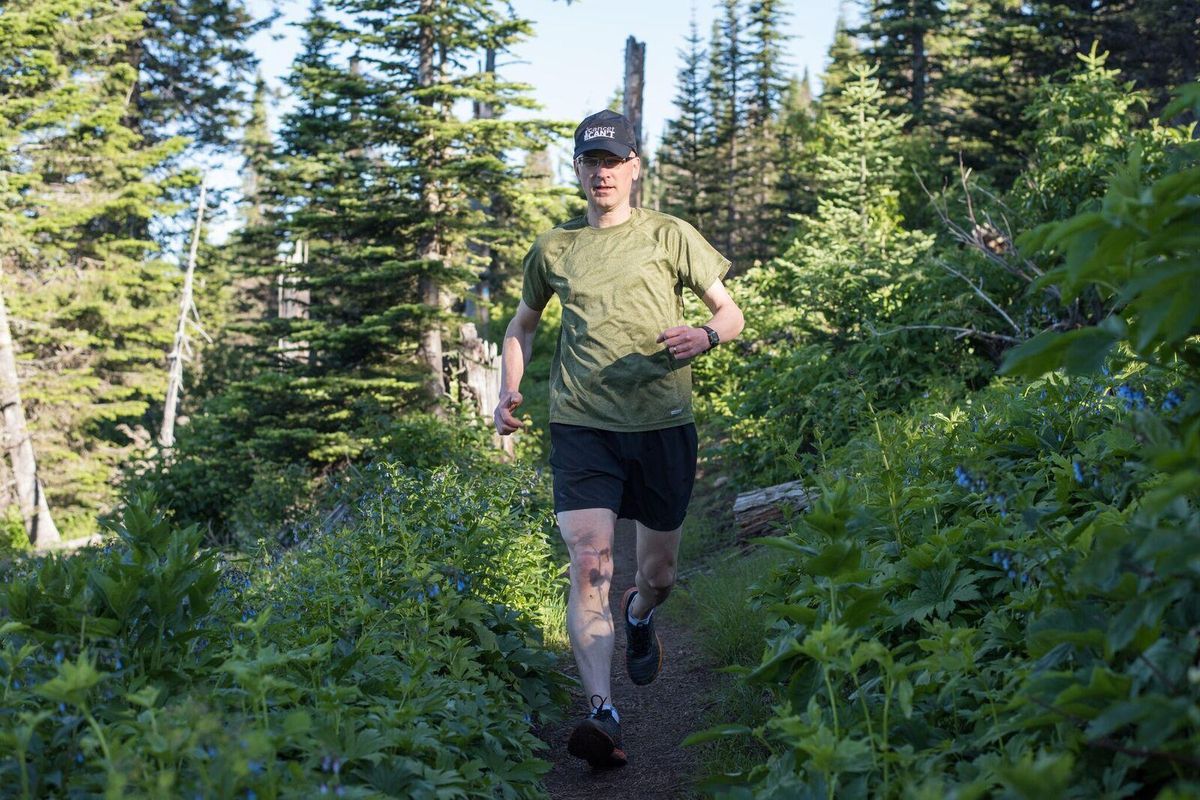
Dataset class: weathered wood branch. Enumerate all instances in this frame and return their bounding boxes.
[734,480,814,538]
[160,180,207,449]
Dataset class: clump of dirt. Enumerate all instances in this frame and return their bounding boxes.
[537,519,719,799]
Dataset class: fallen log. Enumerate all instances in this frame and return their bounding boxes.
[733,480,814,538]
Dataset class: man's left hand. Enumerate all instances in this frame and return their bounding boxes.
[657,326,710,359]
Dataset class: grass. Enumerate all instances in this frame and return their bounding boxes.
[675,545,776,778]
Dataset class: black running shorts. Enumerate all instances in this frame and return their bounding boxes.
[549,422,698,532]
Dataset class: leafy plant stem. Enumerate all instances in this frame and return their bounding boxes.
[851,671,879,771]
[824,665,840,738]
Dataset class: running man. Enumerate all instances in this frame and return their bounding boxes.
[494,109,744,768]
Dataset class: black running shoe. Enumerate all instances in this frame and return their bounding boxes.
[567,695,627,768]
[622,587,663,686]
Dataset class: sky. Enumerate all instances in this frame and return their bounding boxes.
[207,0,851,237]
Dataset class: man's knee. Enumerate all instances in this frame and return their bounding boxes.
[641,557,676,592]
[571,543,614,588]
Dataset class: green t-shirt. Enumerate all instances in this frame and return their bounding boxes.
[521,207,730,432]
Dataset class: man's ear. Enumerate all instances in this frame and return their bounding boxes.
[632,156,642,181]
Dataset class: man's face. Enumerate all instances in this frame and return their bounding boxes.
[574,149,641,213]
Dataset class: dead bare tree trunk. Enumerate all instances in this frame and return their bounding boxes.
[624,35,646,208]
[468,47,497,336]
[0,283,61,546]
[457,323,513,457]
[160,181,209,449]
[417,0,447,404]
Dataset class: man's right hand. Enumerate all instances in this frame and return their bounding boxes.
[494,390,524,435]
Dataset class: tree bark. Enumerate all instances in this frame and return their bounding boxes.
[417,0,446,403]
[0,283,61,546]
[624,36,646,208]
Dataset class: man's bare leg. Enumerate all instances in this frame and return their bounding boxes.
[628,522,682,620]
[558,508,618,702]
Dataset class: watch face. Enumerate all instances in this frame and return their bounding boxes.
[706,327,719,346]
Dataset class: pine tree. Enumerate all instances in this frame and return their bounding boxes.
[128,0,271,149]
[855,0,950,125]
[776,70,821,222]
[740,0,790,265]
[707,0,751,267]
[769,64,932,339]
[655,15,715,232]
[198,0,566,477]
[818,14,866,112]
[0,0,185,532]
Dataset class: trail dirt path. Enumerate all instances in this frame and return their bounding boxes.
[538,518,718,799]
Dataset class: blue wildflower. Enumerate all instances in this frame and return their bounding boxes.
[456,576,467,592]
[428,584,440,598]
[75,753,84,764]
[1021,573,1030,585]
[1007,569,1017,579]
[1162,389,1183,411]
[1073,461,1085,483]
[991,551,1002,565]
[1002,556,1011,571]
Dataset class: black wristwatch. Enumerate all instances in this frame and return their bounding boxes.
[701,325,720,351]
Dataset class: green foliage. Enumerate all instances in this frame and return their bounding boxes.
[0,506,31,555]
[1,468,567,798]
[700,367,1198,797]
[1004,83,1200,379]
[1011,46,1189,227]
[0,0,189,527]
[696,82,1200,799]
[128,403,498,543]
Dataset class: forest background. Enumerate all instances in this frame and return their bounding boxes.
[1,0,1198,797]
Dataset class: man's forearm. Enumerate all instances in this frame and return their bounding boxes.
[702,303,745,345]
[500,323,535,395]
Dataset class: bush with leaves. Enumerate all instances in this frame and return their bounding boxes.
[695,82,1200,799]
[1,460,567,798]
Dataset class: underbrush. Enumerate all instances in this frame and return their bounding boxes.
[0,462,568,799]
[700,367,1199,798]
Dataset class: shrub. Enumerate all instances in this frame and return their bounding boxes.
[1,462,568,799]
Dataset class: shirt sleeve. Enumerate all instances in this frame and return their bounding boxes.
[674,218,731,297]
[520,236,553,311]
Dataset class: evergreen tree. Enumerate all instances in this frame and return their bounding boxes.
[769,64,931,339]
[776,70,822,222]
[707,0,751,268]
[655,15,715,232]
[818,14,866,112]
[855,0,950,126]
[128,0,272,150]
[740,0,791,265]
[0,0,185,533]
[180,0,567,498]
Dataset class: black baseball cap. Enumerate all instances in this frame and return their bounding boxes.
[573,109,638,159]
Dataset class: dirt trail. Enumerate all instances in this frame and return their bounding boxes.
[538,518,718,799]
